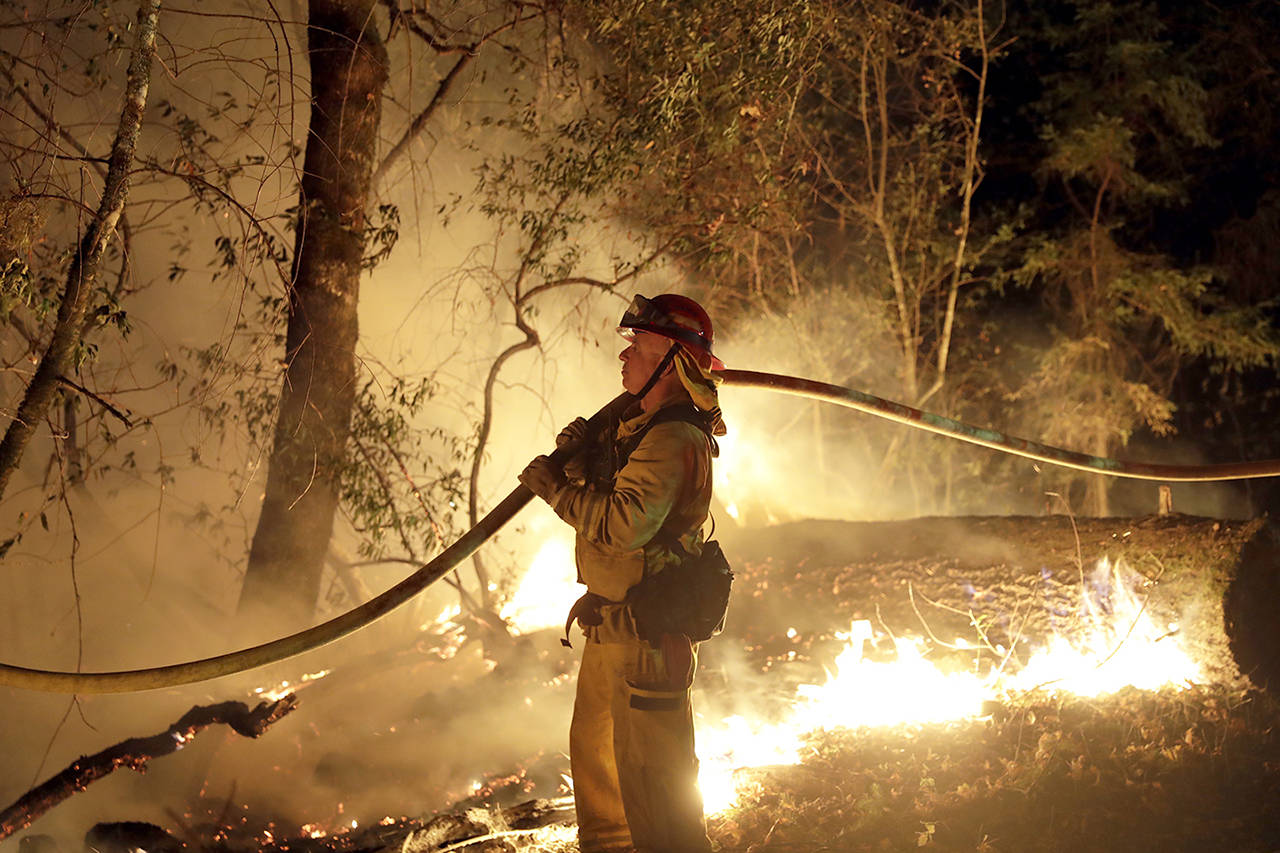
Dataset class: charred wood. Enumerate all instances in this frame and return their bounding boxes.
[84,821,183,853]
[390,797,573,853]
[177,796,574,853]
[0,696,297,841]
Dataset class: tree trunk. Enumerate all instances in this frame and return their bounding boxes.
[238,0,388,630]
[0,0,159,501]
[723,513,1280,692]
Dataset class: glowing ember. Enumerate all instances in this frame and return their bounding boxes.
[252,668,331,702]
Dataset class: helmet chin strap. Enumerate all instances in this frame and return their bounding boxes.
[634,342,682,402]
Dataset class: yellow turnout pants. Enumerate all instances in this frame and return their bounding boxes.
[571,623,711,853]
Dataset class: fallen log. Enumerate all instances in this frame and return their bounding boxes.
[0,695,298,841]
[720,514,1280,692]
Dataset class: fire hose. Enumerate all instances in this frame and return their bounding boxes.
[4,370,1280,694]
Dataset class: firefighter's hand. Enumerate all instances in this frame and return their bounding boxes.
[555,417,590,449]
[519,455,566,501]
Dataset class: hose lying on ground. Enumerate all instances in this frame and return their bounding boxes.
[4,371,1279,694]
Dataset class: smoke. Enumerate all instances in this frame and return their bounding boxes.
[0,11,639,847]
[1108,434,1256,520]
[2,2,1263,846]
[708,286,944,524]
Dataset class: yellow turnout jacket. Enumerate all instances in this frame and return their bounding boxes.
[547,392,714,604]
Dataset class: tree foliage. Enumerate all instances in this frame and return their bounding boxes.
[1000,0,1279,515]
[2,0,1279,660]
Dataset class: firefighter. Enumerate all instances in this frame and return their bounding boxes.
[519,293,726,853]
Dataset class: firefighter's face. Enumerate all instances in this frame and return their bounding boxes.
[620,331,672,395]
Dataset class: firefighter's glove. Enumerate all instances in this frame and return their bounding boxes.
[555,417,590,449]
[519,455,567,502]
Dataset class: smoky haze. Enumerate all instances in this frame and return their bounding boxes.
[2,0,1266,848]
[0,1,709,843]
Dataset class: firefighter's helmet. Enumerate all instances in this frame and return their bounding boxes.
[618,293,724,370]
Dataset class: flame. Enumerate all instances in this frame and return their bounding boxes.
[422,603,462,632]
[1000,556,1200,695]
[694,626,992,813]
[696,715,805,813]
[501,532,580,633]
[695,556,1201,813]
[501,519,1201,816]
[713,430,767,523]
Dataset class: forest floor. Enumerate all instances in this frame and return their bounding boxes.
[280,522,1280,853]
[696,516,1280,852]
[148,678,1277,853]
[706,682,1280,853]
[14,517,1280,853]
[230,677,1280,853]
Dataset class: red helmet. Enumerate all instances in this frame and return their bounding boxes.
[618,293,725,370]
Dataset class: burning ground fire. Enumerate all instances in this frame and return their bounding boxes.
[692,558,1200,812]
[234,530,1202,846]
[504,541,1201,815]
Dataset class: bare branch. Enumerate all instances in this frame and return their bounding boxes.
[0,695,298,840]
[464,227,677,611]
[55,374,134,428]
[917,0,996,410]
[0,0,161,502]
[0,64,137,319]
[373,8,539,187]
[374,51,474,187]
[139,158,293,284]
